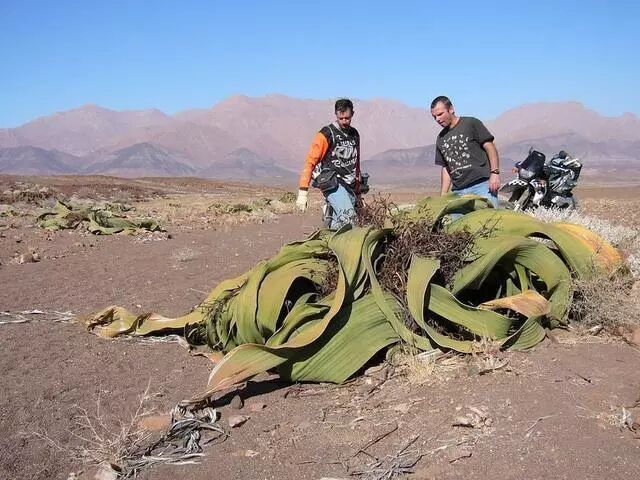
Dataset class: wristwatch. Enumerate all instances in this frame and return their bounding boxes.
[490,169,500,174]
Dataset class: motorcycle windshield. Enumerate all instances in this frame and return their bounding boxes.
[519,167,538,181]
[518,151,545,180]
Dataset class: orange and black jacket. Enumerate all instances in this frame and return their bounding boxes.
[298,123,361,194]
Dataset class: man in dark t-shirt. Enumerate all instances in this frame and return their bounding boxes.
[430,96,500,207]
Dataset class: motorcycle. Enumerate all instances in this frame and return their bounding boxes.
[321,172,370,227]
[500,149,582,212]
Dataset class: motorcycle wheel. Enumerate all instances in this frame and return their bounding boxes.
[569,196,579,211]
[512,189,531,212]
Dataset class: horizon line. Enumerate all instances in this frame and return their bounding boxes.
[2,94,638,129]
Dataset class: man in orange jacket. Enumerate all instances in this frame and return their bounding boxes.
[296,98,361,228]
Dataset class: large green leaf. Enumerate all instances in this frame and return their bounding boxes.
[407,193,493,225]
[452,235,572,321]
[447,209,621,276]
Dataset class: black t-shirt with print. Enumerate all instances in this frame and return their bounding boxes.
[318,123,359,186]
[434,117,495,190]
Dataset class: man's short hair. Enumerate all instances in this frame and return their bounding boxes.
[430,96,452,110]
[335,98,354,113]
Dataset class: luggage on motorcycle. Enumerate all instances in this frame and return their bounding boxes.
[517,150,546,181]
[546,154,582,195]
[312,169,339,194]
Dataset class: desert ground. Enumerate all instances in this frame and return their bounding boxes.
[1,175,639,480]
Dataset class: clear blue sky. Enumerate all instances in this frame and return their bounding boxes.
[1,0,637,127]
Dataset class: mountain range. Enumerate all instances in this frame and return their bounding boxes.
[1,95,639,184]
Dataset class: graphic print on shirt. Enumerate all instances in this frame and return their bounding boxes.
[441,134,472,179]
[313,124,359,186]
[332,142,356,166]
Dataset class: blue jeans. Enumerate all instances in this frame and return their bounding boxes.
[325,184,356,229]
[452,180,498,208]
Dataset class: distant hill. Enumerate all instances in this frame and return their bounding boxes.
[488,102,640,145]
[84,142,196,177]
[0,146,78,175]
[0,95,639,181]
[364,145,437,184]
[3,104,170,156]
[200,148,296,181]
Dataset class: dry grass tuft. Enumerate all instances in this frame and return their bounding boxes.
[279,191,297,203]
[377,217,477,294]
[354,195,492,335]
[395,350,466,385]
[171,247,200,264]
[355,194,399,229]
[31,383,157,471]
[316,254,339,299]
[137,194,294,230]
[469,340,510,374]
[0,183,55,205]
[569,266,640,334]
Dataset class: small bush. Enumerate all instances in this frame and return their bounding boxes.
[279,191,297,204]
[207,202,252,214]
[252,197,272,208]
[171,247,199,263]
[0,185,55,205]
[569,266,640,333]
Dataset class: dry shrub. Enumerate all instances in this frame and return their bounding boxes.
[31,384,156,471]
[569,266,640,334]
[394,349,465,385]
[0,184,55,205]
[269,199,296,215]
[73,186,105,201]
[279,191,297,203]
[356,195,481,289]
[0,206,19,217]
[316,254,339,298]
[377,218,476,295]
[140,196,275,229]
[110,189,140,204]
[252,197,272,208]
[355,193,398,229]
[354,195,488,334]
[208,202,253,214]
[171,247,199,263]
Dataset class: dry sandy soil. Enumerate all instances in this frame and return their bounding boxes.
[1,175,639,480]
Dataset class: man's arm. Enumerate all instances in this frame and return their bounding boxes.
[296,132,329,212]
[483,141,500,194]
[434,143,451,195]
[440,167,452,195]
[299,132,329,190]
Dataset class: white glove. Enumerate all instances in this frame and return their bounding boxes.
[296,189,308,212]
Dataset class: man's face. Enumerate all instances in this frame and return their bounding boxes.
[336,109,354,129]
[431,102,455,128]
